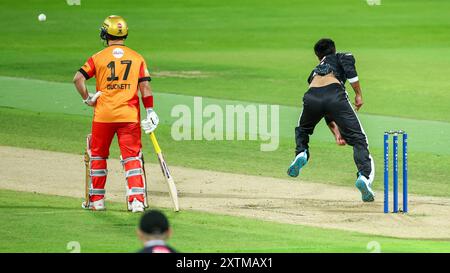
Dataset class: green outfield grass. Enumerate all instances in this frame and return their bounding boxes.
[1,0,450,121]
[0,189,448,253]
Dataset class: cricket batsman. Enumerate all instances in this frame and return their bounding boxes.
[73,15,159,212]
[287,38,375,202]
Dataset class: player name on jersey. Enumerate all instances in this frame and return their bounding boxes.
[106,83,131,90]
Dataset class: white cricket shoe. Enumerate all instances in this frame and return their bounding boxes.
[287,150,308,178]
[81,199,106,211]
[355,174,375,202]
[129,198,145,213]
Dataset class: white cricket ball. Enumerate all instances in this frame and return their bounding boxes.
[38,13,46,22]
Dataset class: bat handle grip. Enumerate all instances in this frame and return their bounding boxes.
[149,132,162,154]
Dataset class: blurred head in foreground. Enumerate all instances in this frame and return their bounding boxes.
[137,210,176,253]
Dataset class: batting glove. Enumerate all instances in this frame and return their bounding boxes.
[83,92,102,107]
[141,108,159,134]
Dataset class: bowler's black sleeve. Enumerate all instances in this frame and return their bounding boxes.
[338,53,358,82]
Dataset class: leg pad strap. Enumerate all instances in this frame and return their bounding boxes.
[90,169,108,177]
[125,168,143,178]
[127,187,146,196]
[89,188,106,195]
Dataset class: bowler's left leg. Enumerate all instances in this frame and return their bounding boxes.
[326,92,375,202]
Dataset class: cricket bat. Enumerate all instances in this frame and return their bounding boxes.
[149,132,180,212]
[83,134,92,209]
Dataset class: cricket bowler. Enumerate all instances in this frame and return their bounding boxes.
[287,38,375,202]
[73,15,159,212]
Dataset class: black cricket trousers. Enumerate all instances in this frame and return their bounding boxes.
[295,83,374,180]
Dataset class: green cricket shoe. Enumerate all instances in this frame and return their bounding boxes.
[287,151,308,178]
[355,174,375,202]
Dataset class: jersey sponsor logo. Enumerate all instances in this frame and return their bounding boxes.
[112,48,124,59]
